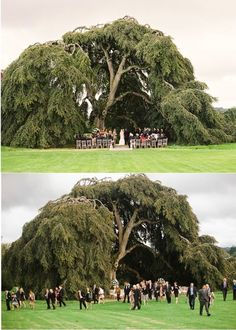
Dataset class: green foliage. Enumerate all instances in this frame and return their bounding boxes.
[2,197,114,296]
[1,44,90,148]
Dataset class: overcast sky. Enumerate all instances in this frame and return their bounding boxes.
[1,173,236,247]
[1,0,236,108]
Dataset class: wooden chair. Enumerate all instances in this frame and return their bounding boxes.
[81,140,87,149]
[86,139,92,149]
[96,139,102,148]
[151,139,157,148]
[135,139,141,148]
[146,140,151,148]
[76,140,82,149]
[157,139,163,148]
[103,139,108,148]
[162,138,168,147]
[130,139,136,149]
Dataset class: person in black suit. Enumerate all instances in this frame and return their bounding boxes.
[93,284,99,304]
[186,283,197,310]
[131,285,141,310]
[233,280,236,300]
[58,285,66,307]
[221,278,228,301]
[198,285,211,316]
[123,282,130,303]
[5,290,12,311]
[77,290,87,310]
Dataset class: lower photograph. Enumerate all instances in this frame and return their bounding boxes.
[1,173,236,329]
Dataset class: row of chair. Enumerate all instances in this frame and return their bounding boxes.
[131,138,168,148]
[76,139,114,149]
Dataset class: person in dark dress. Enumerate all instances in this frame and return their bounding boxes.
[198,285,211,316]
[186,283,197,310]
[58,285,66,307]
[93,285,99,304]
[165,281,172,304]
[49,289,56,309]
[173,282,180,304]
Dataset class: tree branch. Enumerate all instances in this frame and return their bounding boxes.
[102,46,114,85]
[113,203,123,245]
[112,91,152,106]
[133,218,155,228]
[121,65,142,74]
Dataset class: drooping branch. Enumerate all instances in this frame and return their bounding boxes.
[121,65,143,74]
[112,91,152,106]
[125,242,160,257]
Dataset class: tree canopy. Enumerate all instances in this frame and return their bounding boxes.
[1,17,235,147]
[3,175,234,295]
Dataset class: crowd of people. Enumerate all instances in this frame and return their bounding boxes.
[5,277,236,316]
[75,127,167,149]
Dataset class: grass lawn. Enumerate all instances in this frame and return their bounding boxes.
[2,292,236,329]
[1,143,236,173]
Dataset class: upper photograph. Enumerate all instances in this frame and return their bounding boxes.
[1,0,236,173]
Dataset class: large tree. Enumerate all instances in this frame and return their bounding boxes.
[1,17,234,147]
[71,175,229,288]
[2,196,114,297]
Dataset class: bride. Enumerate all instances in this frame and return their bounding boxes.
[119,129,125,145]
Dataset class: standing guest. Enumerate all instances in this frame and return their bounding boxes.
[141,283,149,305]
[93,285,99,304]
[186,283,197,310]
[77,290,87,310]
[221,277,228,301]
[129,287,135,309]
[123,282,131,303]
[159,284,164,302]
[49,289,56,310]
[147,280,153,300]
[55,287,59,305]
[12,292,19,309]
[131,285,141,310]
[85,287,93,309]
[5,290,12,311]
[19,288,26,308]
[98,287,105,304]
[58,285,66,307]
[173,282,180,304]
[115,285,121,302]
[198,285,211,316]
[16,287,21,307]
[233,280,236,300]
[28,290,35,309]
[165,281,172,304]
[45,288,50,309]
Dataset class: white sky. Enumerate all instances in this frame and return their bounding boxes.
[1,0,236,108]
[1,173,236,247]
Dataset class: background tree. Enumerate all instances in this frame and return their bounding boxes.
[2,196,114,297]
[71,175,229,288]
[2,17,235,147]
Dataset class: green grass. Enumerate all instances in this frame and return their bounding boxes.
[1,143,236,173]
[2,292,236,329]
